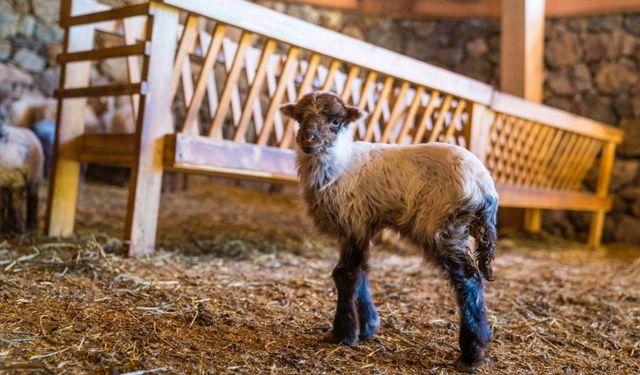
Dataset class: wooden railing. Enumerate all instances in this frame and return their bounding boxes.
[46,0,624,255]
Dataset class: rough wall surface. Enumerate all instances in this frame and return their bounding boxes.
[1,0,639,242]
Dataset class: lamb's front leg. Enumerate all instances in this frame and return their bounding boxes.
[326,237,369,345]
[356,243,379,340]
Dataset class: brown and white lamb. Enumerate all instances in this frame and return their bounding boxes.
[281,91,498,372]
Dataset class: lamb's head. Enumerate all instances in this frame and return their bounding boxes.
[280,91,364,155]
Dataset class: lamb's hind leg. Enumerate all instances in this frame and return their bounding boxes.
[356,242,379,340]
[434,225,491,373]
[7,188,24,233]
[326,237,369,345]
[26,183,38,231]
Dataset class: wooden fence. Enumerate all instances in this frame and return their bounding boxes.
[47,0,623,255]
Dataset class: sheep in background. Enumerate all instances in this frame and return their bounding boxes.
[281,91,498,373]
[0,122,44,233]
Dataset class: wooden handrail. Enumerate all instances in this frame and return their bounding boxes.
[491,92,624,144]
[61,3,150,27]
[157,0,494,105]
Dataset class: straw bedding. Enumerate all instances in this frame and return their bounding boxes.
[1,177,638,374]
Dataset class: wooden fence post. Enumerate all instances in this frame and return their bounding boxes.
[468,103,495,165]
[588,142,616,247]
[124,2,179,256]
[500,0,545,233]
[46,0,96,236]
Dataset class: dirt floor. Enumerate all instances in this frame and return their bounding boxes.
[1,177,639,374]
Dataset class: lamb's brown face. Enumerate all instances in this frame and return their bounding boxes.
[280,91,364,155]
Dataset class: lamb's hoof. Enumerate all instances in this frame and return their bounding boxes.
[454,356,488,373]
[359,319,380,340]
[323,330,358,346]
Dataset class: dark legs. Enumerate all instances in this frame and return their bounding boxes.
[26,183,38,230]
[356,270,379,340]
[4,188,24,233]
[451,274,491,371]
[434,225,492,372]
[327,238,379,345]
[1,188,8,233]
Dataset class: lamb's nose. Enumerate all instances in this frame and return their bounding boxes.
[303,134,315,144]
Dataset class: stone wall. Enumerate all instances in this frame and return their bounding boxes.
[1,0,639,242]
[0,0,63,96]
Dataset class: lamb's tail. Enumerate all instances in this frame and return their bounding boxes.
[470,194,498,281]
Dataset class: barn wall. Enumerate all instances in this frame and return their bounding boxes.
[0,0,639,243]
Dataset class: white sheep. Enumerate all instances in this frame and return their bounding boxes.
[0,123,44,232]
[281,91,498,373]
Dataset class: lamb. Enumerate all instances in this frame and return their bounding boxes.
[280,91,498,372]
[0,122,44,233]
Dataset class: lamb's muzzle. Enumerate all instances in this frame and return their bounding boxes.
[281,91,498,373]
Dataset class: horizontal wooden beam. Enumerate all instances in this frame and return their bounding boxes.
[496,184,612,211]
[54,82,147,99]
[61,3,149,27]
[271,0,640,18]
[164,133,298,183]
[57,42,150,63]
[77,134,136,167]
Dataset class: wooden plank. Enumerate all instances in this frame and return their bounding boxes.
[257,46,299,145]
[221,38,244,130]
[46,0,98,236]
[57,42,149,63]
[589,142,616,247]
[61,3,149,27]
[321,60,341,91]
[364,77,393,142]
[270,0,640,18]
[340,65,360,103]
[352,71,378,139]
[443,99,466,143]
[124,2,179,256]
[243,47,265,138]
[123,16,146,120]
[492,92,624,143]
[468,102,494,164]
[161,0,494,105]
[181,24,226,134]
[500,0,545,102]
[496,185,611,211]
[396,86,425,144]
[427,94,453,142]
[198,30,221,120]
[381,81,409,143]
[166,133,297,179]
[77,134,135,166]
[514,122,543,186]
[546,0,640,17]
[54,82,146,98]
[210,32,253,139]
[412,90,440,144]
[234,40,277,142]
[170,15,199,101]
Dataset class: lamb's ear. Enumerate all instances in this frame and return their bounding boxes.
[345,105,366,123]
[280,103,297,119]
